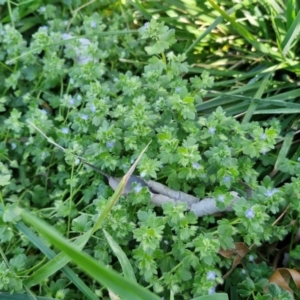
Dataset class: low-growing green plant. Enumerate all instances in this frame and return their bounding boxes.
[1,1,300,300]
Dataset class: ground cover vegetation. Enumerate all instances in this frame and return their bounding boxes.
[0,0,300,299]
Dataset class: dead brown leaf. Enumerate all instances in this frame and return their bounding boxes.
[269,268,300,292]
[221,242,249,280]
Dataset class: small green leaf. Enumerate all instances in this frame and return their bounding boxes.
[0,174,11,186]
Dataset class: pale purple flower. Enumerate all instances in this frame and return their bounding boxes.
[62,33,73,40]
[217,195,225,202]
[90,20,97,28]
[208,286,216,294]
[223,176,231,183]
[39,6,46,13]
[68,98,75,105]
[80,114,88,120]
[106,141,115,149]
[90,105,96,113]
[192,162,200,169]
[207,271,217,280]
[245,208,255,219]
[61,127,69,134]
[79,38,90,47]
[134,183,143,193]
[265,188,278,197]
[260,133,267,141]
[260,147,268,154]
[249,254,255,262]
[140,22,149,31]
[208,127,216,134]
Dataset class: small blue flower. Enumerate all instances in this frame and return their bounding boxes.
[223,176,231,183]
[208,127,216,134]
[260,133,267,141]
[140,172,146,178]
[62,33,73,40]
[11,143,17,150]
[207,271,217,280]
[217,195,225,202]
[140,22,149,31]
[106,141,115,149]
[265,188,278,197]
[260,147,268,154]
[192,162,200,169]
[297,157,300,162]
[134,183,143,193]
[41,109,47,115]
[80,114,88,120]
[68,98,75,106]
[90,105,96,113]
[245,208,255,219]
[241,269,246,274]
[61,127,69,134]
[248,254,255,262]
[75,158,80,165]
[208,286,216,294]
[175,87,181,93]
[76,95,82,101]
[90,20,97,28]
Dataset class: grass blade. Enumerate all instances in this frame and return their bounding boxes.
[19,209,161,300]
[282,10,300,56]
[17,223,98,300]
[270,131,295,177]
[103,229,136,282]
[242,72,272,123]
[91,141,151,234]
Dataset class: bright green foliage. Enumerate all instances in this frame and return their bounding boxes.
[0,1,300,300]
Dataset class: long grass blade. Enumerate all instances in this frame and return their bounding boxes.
[282,11,300,56]
[103,229,136,282]
[19,209,161,300]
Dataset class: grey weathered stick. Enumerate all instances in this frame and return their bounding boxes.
[28,121,241,217]
[146,180,199,206]
[190,192,240,217]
